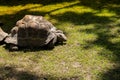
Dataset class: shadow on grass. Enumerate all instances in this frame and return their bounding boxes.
[0,66,82,80]
[0,66,39,80]
[0,0,75,6]
[79,0,120,9]
[101,66,120,80]
[78,0,120,19]
[50,11,113,25]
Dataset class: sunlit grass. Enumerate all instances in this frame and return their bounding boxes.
[0,0,120,80]
[0,4,42,15]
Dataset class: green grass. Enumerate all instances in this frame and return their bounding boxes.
[0,0,120,80]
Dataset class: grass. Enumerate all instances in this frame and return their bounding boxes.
[0,0,120,80]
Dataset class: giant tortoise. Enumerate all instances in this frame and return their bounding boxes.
[0,15,67,50]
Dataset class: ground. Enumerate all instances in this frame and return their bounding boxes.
[0,0,120,80]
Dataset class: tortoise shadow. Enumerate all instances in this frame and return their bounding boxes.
[3,42,66,52]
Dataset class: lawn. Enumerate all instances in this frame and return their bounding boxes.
[0,0,120,80]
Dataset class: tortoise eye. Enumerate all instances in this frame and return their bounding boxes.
[16,20,23,26]
[19,23,26,28]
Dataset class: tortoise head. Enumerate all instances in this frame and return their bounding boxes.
[57,33,67,42]
[55,30,67,42]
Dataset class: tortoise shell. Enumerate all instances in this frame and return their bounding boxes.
[4,15,67,47]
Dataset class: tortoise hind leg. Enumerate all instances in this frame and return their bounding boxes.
[9,44,18,51]
[46,35,57,49]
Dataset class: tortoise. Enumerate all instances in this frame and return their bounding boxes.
[0,15,67,50]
